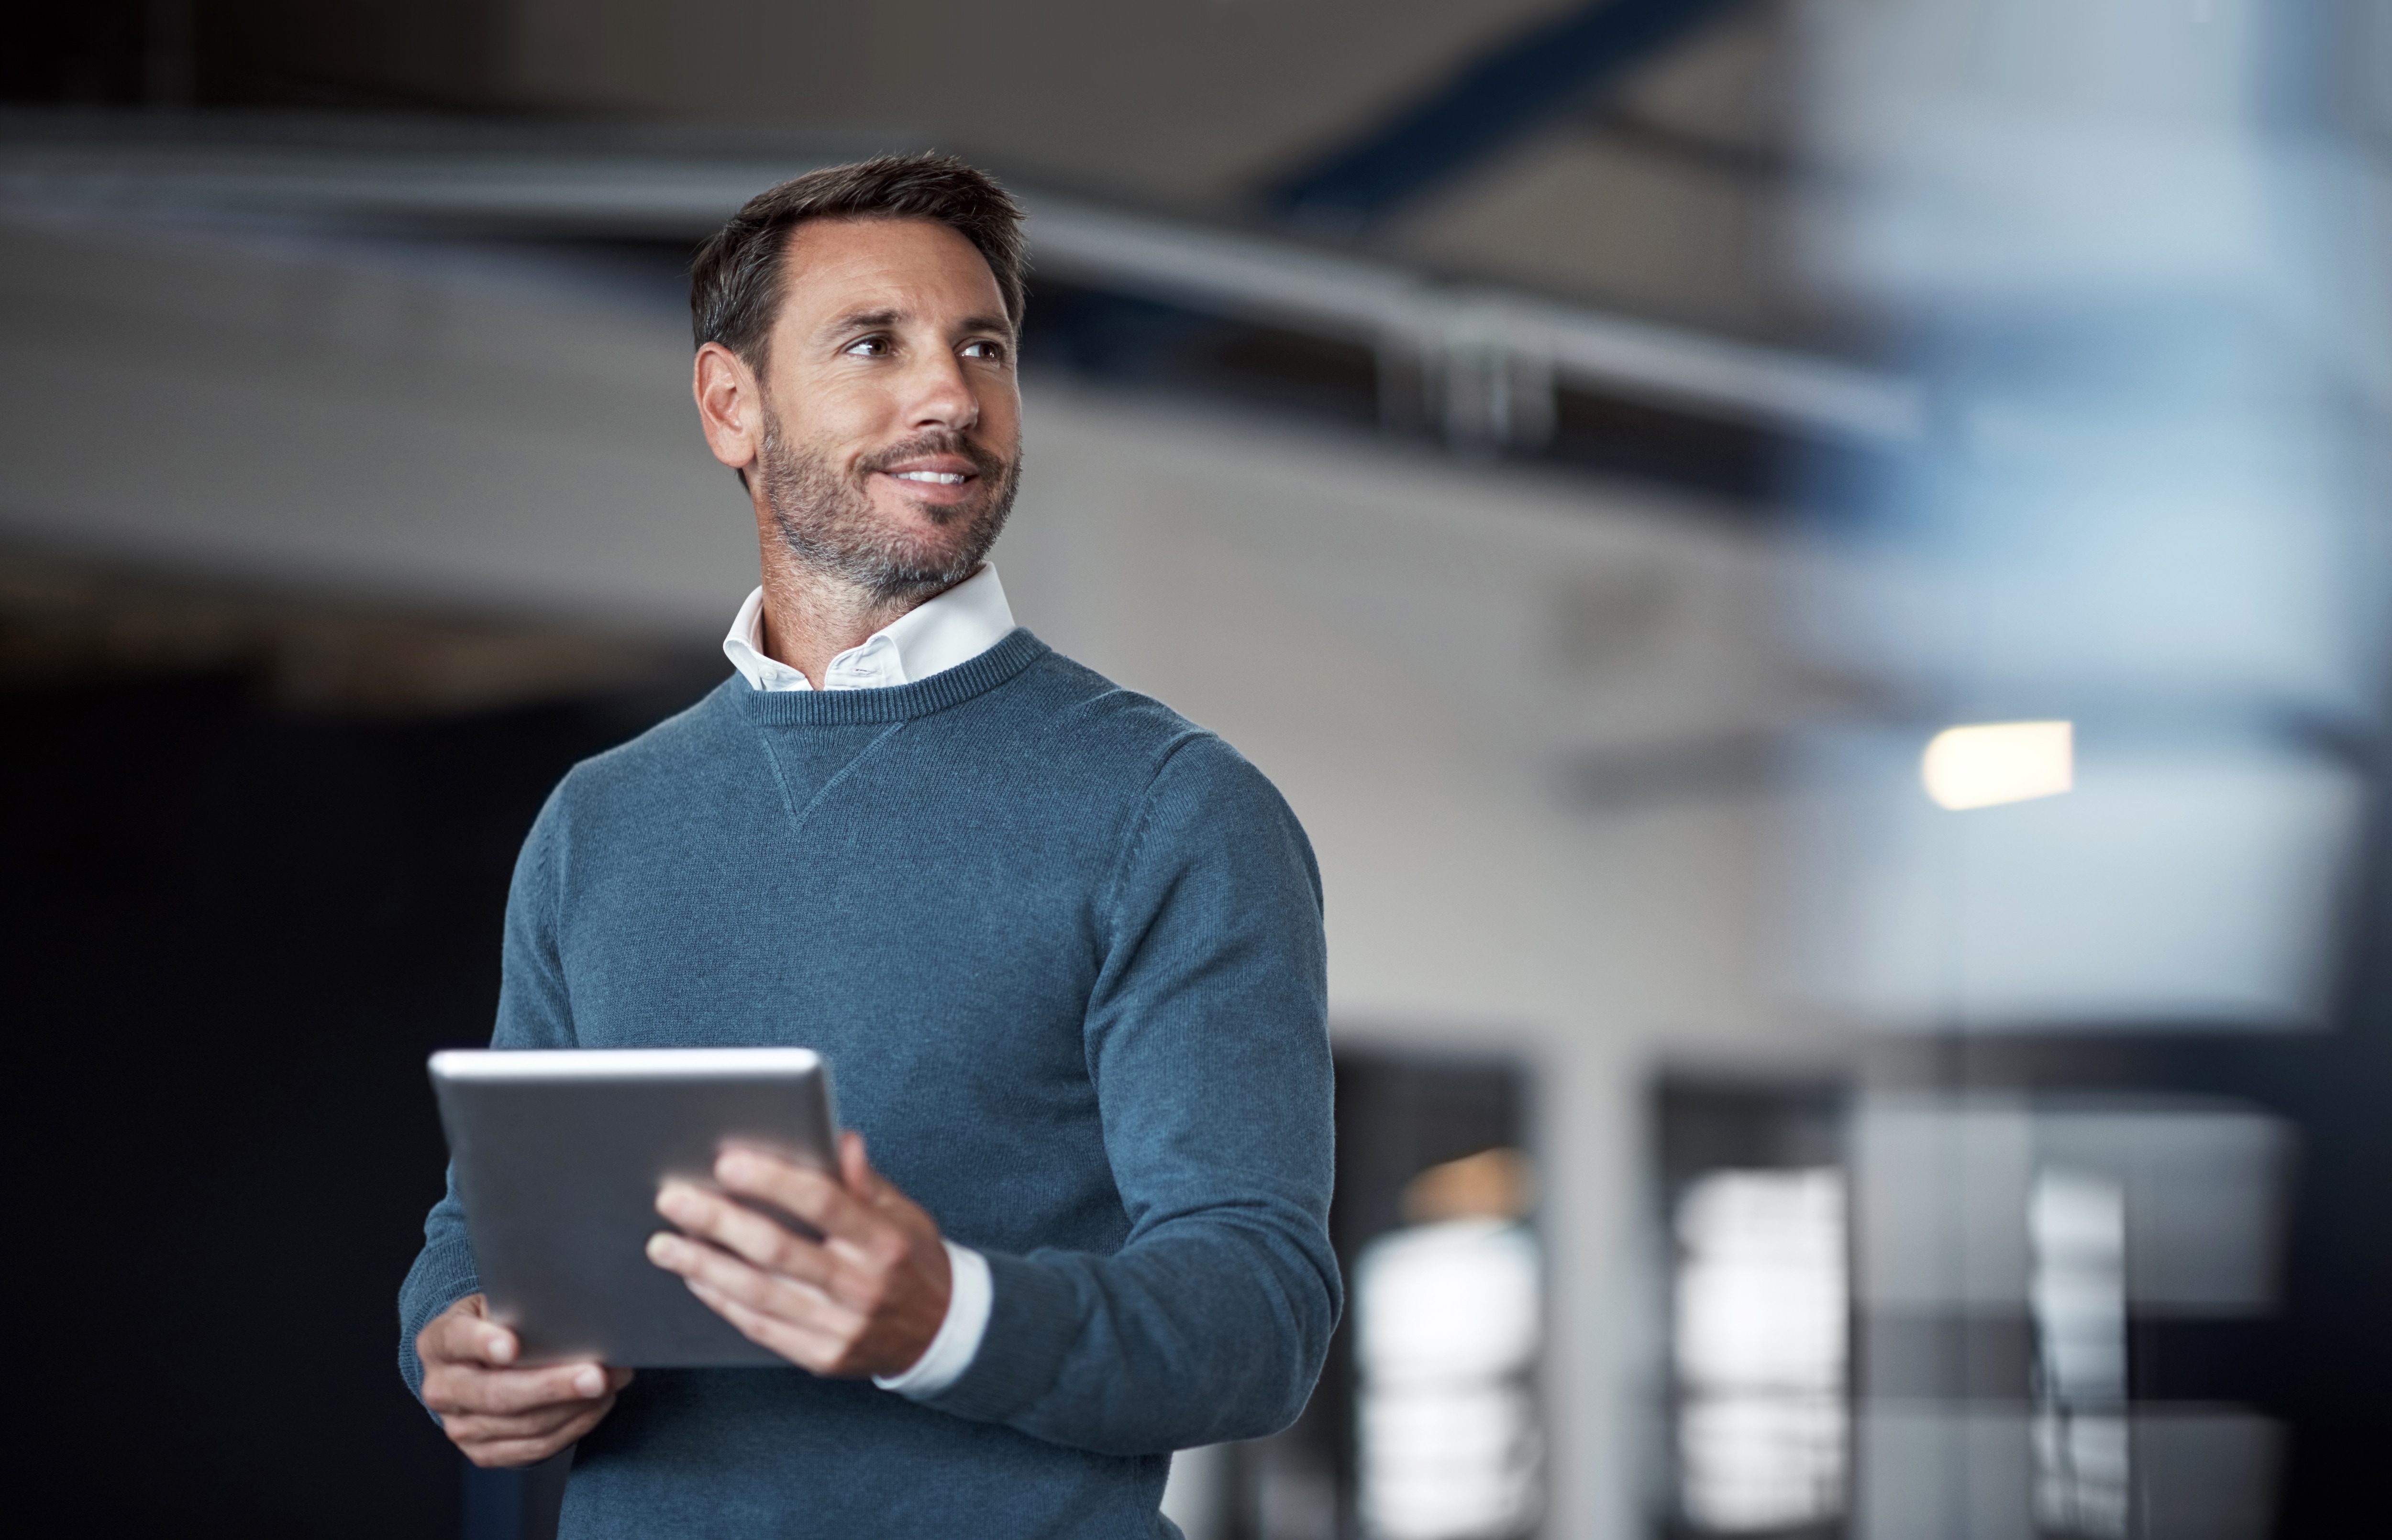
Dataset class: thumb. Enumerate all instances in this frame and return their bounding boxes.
[840,1129,873,1195]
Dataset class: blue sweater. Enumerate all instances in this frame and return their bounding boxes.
[398,630,1340,1538]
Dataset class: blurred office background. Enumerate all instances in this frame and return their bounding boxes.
[4,2,2387,1537]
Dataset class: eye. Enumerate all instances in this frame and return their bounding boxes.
[961,339,1008,362]
[843,335,892,357]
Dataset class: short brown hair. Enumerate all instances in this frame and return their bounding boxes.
[690,153,1029,363]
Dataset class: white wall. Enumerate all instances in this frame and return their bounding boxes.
[0,220,751,630]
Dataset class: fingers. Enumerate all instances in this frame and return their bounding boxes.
[446,1392,620,1468]
[419,1297,637,1468]
[834,1133,940,1237]
[464,1436,573,1471]
[443,1393,601,1443]
[717,1146,889,1246]
[701,1141,927,1251]
[650,1139,951,1379]
[654,1180,838,1288]
[421,1292,631,1420]
[646,1228,863,1338]
[421,1293,521,1371]
[429,1361,632,1466]
[685,1276,856,1371]
[840,1130,873,1197]
[655,1174,921,1322]
[443,1359,618,1415]
[646,1230,865,1375]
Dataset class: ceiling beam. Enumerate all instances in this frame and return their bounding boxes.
[1265,0,1755,231]
[0,111,1916,447]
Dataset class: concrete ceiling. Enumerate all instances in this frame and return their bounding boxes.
[149,0,1845,347]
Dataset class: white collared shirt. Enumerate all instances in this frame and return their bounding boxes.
[723,564,1015,693]
[721,566,1010,1398]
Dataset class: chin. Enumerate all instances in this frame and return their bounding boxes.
[886,519,987,570]
[891,492,997,539]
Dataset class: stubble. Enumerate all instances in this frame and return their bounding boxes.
[756,413,1019,605]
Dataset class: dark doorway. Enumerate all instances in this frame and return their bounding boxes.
[5,664,710,1537]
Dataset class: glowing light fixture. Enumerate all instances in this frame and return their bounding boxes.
[1921,721,2074,810]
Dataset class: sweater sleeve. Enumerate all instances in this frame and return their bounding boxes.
[396,783,580,1402]
[917,735,1342,1455]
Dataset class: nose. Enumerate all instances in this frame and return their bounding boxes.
[901,347,980,435]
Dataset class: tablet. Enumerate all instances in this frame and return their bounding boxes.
[428,1046,839,1367]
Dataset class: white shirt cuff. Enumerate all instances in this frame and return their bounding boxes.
[873,1241,991,1398]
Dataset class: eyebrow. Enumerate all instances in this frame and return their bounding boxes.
[822,307,905,339]
[819,308,1016,342]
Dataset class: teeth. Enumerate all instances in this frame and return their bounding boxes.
[895,471,966,484]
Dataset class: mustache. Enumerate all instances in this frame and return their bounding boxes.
[855,430,1012,483]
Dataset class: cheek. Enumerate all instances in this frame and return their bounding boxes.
[775,374,898,452]
[978,392,1023,454]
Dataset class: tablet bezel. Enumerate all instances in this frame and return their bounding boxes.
[428,1046,839,1367]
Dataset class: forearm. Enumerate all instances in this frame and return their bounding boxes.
[929,740,1340,1453]
[399,1177,485,1402]
[923,1220,1338,1456]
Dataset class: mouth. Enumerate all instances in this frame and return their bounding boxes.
[865,450,992,511]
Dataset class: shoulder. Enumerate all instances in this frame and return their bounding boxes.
[996,642,1221,776]
[541,675,749,825]
[974,640,1306,847]
[1005,652,1315,871]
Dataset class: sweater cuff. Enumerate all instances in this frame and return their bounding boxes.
[874,1241,990,1397]
[917,1249,1083,1425]
[397,1239,483,1404]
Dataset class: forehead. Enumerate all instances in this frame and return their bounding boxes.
[773,217,1006,328]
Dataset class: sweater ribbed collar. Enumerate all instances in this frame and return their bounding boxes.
[725,627,1048,726]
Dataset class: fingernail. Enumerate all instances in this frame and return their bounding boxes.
[576,1366,605,1398]
[646,1232,677,1264]
[487,1333,515,1365]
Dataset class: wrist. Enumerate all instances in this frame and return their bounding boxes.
[874,1241,992,1397]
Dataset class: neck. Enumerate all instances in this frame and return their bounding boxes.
[755,539,966,688]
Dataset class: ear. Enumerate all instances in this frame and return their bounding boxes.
[693,341,764,475]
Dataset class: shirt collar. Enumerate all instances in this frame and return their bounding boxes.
[722,564,1016,693]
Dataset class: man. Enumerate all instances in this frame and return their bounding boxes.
[397,154,1340,1537]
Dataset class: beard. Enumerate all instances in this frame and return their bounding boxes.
[756,415,1019,605]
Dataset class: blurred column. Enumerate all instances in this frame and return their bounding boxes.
[1788,1,2388,1533]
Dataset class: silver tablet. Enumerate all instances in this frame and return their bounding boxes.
[428,1046,838,1368]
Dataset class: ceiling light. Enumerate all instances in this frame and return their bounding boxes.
[1922,721,2074,810]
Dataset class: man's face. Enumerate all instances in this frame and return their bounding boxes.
[750,217,1020,599]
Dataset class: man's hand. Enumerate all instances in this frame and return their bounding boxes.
[646,1130,952,1378]
[417,1294,633,1468]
